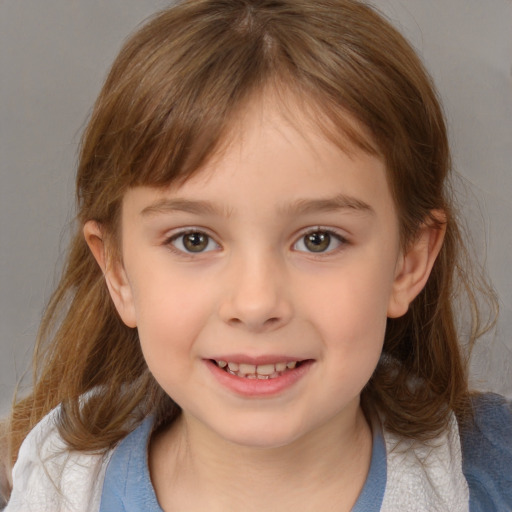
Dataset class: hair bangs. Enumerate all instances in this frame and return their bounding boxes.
[78,0,390,218]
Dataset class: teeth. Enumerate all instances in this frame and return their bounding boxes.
[239,363,256,375]
[215,360,301,379]
[256,364,275,376]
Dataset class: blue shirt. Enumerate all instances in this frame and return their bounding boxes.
[99,393,512,511]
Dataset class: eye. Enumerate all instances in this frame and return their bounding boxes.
[293,229,346,253]
[168,231,219,254]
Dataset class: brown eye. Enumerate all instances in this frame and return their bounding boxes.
[293,229,345,254]
[170,231,218,253]
[183,232,209,252]
[304,232,331,252]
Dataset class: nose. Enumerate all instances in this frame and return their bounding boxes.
[218,252,293,333]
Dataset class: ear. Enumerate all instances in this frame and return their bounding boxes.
[83,220,137,328]
[387,212,446,318]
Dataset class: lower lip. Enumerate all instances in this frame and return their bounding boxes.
[205,360,313,397]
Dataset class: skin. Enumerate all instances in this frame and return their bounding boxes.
[85,95,444,511]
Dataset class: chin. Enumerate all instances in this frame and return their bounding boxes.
[214,419,308,450]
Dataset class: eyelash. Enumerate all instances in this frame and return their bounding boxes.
[292,228,348,255]
[164,229,220,255]
[163,227,349,256]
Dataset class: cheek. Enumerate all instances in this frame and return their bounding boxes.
[312,286,387,399]
[317,287,387,373]
[299,257,394,382]
[305,261,393,341]
[128,269,214,371]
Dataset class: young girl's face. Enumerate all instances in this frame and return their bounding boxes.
[107,96,408,449]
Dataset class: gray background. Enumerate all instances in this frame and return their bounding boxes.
[1,0,511,415]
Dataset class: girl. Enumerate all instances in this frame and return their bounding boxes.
[3,0,511,510]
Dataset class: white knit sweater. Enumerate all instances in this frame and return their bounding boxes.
[5,408,469,511]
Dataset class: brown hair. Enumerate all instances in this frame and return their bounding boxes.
[7,0,496,468]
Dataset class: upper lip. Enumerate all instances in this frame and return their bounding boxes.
[207,354,310,365]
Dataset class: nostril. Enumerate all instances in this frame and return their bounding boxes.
[226,315,283,332]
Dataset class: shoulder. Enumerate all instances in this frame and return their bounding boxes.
[5,407,112,512]
[381,413,469,512]
[460,393,512,512]
[99,415,161,511]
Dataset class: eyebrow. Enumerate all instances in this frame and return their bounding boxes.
[140,193,374,218]
[279,194,375,217]
[140,198,229,217]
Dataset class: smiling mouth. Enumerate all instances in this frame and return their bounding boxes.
[211,360,306,379]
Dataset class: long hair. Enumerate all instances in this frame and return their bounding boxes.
[7,0,495,467]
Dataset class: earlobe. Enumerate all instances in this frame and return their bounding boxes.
[83,220,137,328]
[387,213,446,318]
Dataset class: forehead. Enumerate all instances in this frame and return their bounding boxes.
[122,93,397,228]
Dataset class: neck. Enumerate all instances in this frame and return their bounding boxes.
[150,403,373,512]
